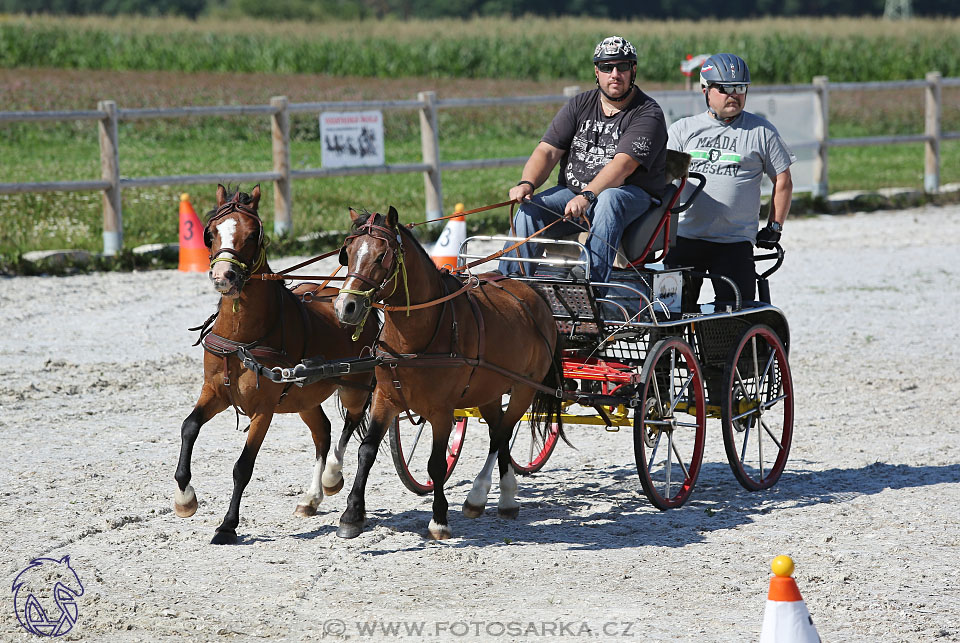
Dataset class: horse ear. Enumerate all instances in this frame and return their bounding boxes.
[250,184,261,210]
[387,206,399,228]
[216,184,227,207]
[349,208,360,223]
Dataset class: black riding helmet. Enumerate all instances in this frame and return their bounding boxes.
[592,36,638,101]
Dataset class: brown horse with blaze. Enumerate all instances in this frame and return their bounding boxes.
[334,206,564,540]
[173,184,376,545]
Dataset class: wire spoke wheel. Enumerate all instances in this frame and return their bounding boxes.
[389,414,466,495]
[721,324,794,491]
[509,418,561,475]
[633,337,706,510]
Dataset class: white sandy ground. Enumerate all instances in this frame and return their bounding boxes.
[1,204,959,642]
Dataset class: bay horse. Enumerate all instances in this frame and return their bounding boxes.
[334,206,563,540]
[173,184,377,545]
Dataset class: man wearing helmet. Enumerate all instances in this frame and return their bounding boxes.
[665,53,795,305]
[498,36,667,283]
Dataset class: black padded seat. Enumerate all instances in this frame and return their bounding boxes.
[618,182,680,266]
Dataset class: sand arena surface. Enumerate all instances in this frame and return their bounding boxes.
[1,204,959,641]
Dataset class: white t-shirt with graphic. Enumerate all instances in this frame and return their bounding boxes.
[667,110,795,243]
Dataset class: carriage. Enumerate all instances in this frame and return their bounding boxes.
[387,168,794,510]
[191,161,794,543]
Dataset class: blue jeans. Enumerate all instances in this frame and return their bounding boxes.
[498,184,654,283]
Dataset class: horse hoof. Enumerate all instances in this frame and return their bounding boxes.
[210,529,237,545]
[322,478,344,496]
[336,521,364,539]
[498,506,520,520]
[428,519,452,540]
[462,501,485,519]
[294,504,318,518]
[174,496,198,518]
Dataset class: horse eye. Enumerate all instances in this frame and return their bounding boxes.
[375,252,387,264]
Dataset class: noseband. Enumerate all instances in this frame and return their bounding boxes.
[339,217,410,338]
[340,218,406,302]
[207,200,266,292]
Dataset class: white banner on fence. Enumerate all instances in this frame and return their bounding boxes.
[652,91,817,194]
[319,111,385,168]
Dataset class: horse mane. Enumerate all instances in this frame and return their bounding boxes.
[352,210,435,270]
[205,185,257,221]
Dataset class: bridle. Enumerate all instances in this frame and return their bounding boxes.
[206,199,266,294]
[338,215,410,338]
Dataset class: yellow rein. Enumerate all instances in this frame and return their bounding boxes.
[338,251,411,341]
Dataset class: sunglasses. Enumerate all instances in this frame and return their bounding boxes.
[712,84,748,95]
[596,61,633,73]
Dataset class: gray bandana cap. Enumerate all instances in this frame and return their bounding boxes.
[593,36,637,62]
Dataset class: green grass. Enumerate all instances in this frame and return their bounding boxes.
[3,62,960,265]
[5,117,958,263]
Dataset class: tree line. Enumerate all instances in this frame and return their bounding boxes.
[3,0,958,20]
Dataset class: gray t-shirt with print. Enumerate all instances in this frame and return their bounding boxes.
[667,110,795,243]
[543,88,667,198]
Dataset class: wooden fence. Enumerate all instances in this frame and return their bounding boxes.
[1,74,957,255]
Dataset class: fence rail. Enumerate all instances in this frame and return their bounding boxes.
[1,74,957,254]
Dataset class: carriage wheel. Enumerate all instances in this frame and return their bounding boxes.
[389,415,467,496]
[509,418,561,475]
[721,324,794,491]
[633,337,706,510]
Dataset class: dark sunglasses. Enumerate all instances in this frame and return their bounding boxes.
[596,61,633,73]
[712,84,748,95]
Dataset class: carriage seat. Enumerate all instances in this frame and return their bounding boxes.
[545,150,691,270]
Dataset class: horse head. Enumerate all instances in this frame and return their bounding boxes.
[335,206,403,326]
[204,184,266,298]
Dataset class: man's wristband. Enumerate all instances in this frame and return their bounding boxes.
[517,180,535,189]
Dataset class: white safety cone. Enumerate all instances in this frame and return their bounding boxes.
[760,555,821,643]
[431,203,466,270]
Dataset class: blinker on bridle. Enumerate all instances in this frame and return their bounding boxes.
[206,199,267,294]
[338,216,410,339]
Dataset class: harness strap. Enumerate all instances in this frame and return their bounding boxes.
[460,291,485,399]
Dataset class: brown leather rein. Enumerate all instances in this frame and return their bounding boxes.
[252,199,567,314]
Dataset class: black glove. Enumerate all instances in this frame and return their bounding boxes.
[756,224,781,249]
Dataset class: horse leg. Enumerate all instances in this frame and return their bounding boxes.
[212,411,274,545]
[427,411,455,540]
[321,419,352,496]
[496,389,537,520]
[323,386,369,496]
[294,406,332,518]
[337,395,394,539]
[463,401,506,519]
[174,386,228,518]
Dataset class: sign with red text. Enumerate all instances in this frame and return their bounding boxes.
[319,111,384,168]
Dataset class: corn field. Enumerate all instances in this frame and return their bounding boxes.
[1,15,959,83]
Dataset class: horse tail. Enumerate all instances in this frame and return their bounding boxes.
[337,374,376,441]
[529,338,572,448]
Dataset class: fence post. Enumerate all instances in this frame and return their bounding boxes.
[924,71,942,194]
[418,91,443,221]
[270,95,292,236]
[98,100,122,255]
[811,76,829,199]
[563,85,580,97]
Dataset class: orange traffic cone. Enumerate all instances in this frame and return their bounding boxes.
[178,193,208,273]
[431,203,466,270]
[760,556,821,643]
